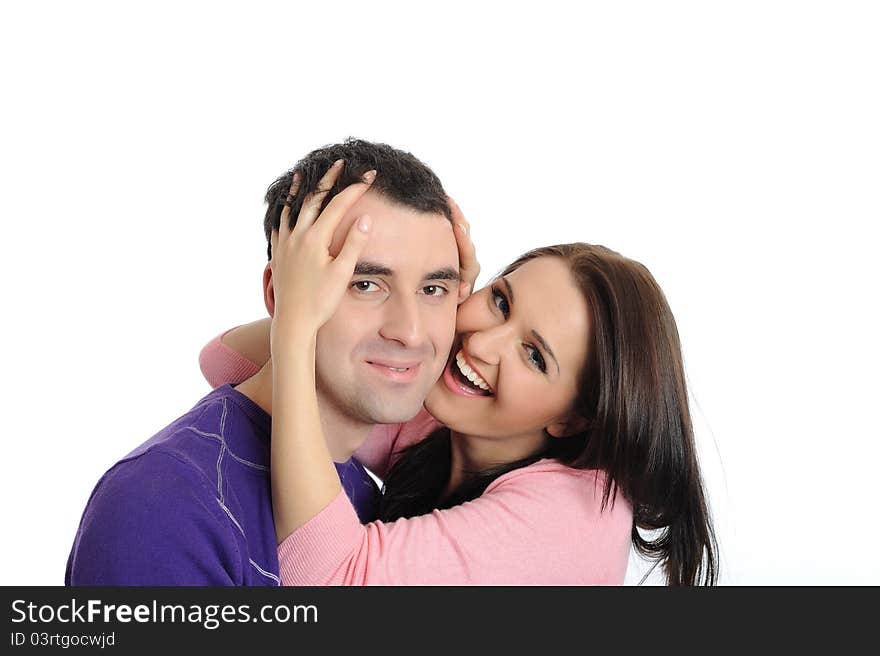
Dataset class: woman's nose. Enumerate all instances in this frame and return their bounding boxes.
[464,322,513,366]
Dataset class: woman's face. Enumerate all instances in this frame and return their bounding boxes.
[425,256,591,442]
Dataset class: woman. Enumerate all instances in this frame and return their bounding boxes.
[204,165,718,585]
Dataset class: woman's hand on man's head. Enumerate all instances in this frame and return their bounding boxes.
[269,160,375,353]
[448,196,480,305]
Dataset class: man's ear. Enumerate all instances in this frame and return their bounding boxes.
[546,413,590,439]
[263,262,276,317]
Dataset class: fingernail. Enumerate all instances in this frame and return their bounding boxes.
[363,170,377,183]
[333,159,345,168]
[457,222,469,236]
[357,215,372,232]
[461,283,471,296]
[292,172,301,182]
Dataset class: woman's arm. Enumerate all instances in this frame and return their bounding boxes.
[198,320,269,389]
[269,162,377,541]
[222,319,271,367]
[199,329,262,389]
[277,464,633,585]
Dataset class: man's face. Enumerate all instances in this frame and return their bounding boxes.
[309,190,459,426]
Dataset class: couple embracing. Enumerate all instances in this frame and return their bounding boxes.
[66,139,717,586]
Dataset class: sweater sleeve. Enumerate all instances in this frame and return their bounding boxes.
[199,330,261,389]
[277,463,633,585]
[65,450,241,585]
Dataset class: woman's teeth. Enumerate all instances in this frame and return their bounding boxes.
[455,351,491,391]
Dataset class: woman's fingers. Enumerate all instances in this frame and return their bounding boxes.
[448,196,480,303]
[293,159,345,235]
[331,215,372,278]
[448,195,468,230]
[278,173,302,241]
[454,221,477,272]
[312,170,376,247]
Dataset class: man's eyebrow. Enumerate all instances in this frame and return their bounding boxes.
[354,261,393,276]
[502,276,559,375]
[354,262,460,282]
[424,267,460,282]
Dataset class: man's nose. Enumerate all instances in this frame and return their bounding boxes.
[378,294,425,349]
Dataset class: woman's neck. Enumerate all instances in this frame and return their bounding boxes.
[443,429,548,498]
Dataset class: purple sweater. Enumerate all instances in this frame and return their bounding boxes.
[65,385,379,586]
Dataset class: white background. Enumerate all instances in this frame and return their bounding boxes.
[1,1,878,585]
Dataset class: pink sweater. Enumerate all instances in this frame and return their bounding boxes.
[200,334,633,585]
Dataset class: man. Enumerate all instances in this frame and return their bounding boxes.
[65,139,470,584]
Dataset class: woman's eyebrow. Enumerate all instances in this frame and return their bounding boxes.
[531,330,559,375]
[502,276,560,375]
[500,276,515,305]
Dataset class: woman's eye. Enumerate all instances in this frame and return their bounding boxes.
[421,285,448,297]
[352,280,380,293]
[491,287,510,317]
[525,345,547,373]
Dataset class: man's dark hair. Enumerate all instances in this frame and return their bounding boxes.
[263,138,452,259]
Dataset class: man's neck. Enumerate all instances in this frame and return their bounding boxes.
[234,360,372,463]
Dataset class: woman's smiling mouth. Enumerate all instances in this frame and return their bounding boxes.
[454,351,492,391]
[441,348,495,398]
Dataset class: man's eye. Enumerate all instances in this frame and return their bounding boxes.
[352,280,380,293]
[421,285,448,297]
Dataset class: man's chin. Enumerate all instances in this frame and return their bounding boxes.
[369,410,424,425]
[361,399,427,425]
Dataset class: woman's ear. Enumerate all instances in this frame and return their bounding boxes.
[262,262,276,317]
[546,413,589,438]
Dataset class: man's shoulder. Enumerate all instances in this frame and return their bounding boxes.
[85,384,272,523]
[90,445,219,518]
[117,386,269,479]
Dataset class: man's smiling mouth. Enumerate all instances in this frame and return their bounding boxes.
[365,360,421,382]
